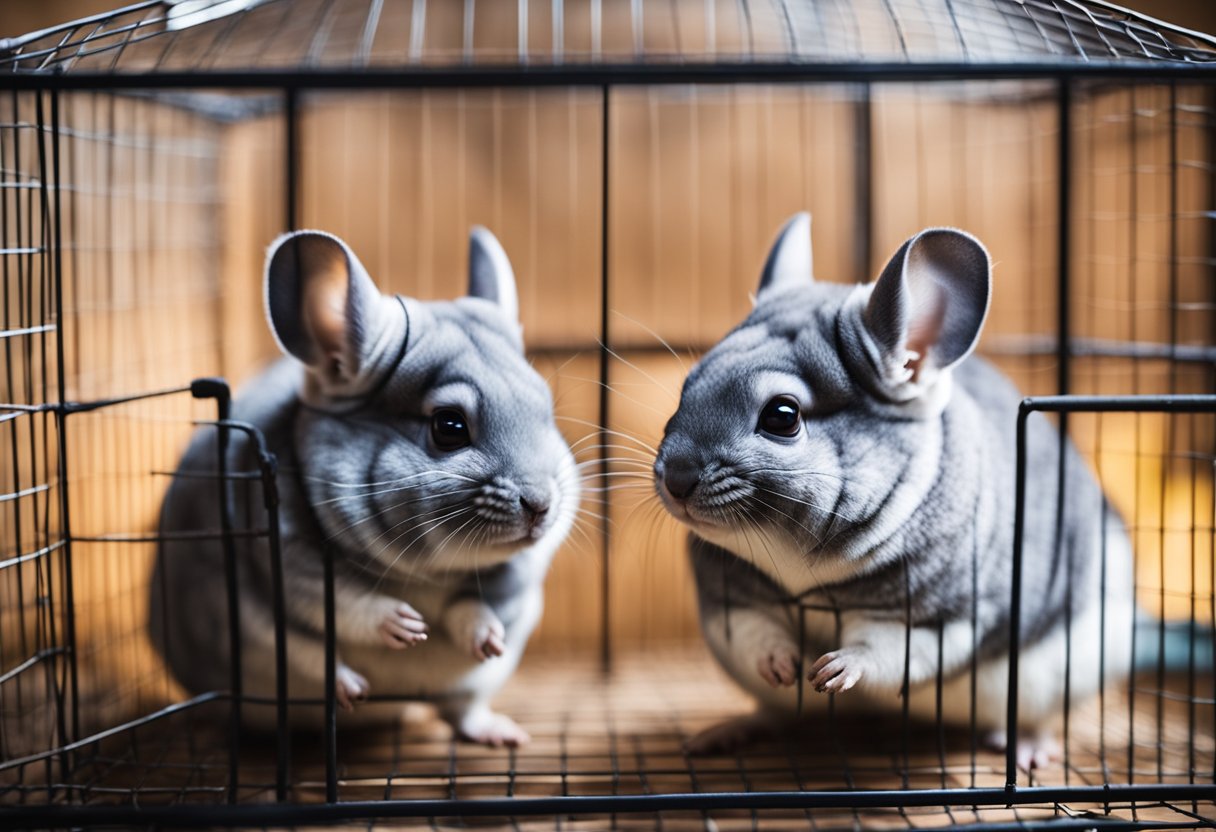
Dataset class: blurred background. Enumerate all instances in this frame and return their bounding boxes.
[5,0,1216,40]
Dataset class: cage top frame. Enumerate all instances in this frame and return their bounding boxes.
[3,0,1216,90]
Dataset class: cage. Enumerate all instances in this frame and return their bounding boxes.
[1,0,1215,828]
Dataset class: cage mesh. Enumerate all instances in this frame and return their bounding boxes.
[2,0,1216,76]
[1,0,1215,828]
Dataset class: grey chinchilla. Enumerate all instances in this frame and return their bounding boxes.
[149,227,578,746]
[653,213,1133,763]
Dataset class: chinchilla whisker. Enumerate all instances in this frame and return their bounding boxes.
[369,508,473,565]
[542,351,584,388]
[570,447,654,464]
[315,484,477,507]
[574,454,653,465]
[555,376,673,419]
[745,493,825,550]
[571,505,610,524]
[732,505,794,587]
[562,516,598,558]
[374,507,476,583]
[321,489,476,544]
[449,516,497,582]
[595,340,679,405]
[609,308,689,375]
[578,467,656,474]
[579,469,654,481]
[554,417,659,454]
[735,465,849,483]
[580,483,654,495]
[295,469,479,488]
[615,489,669,536]
[371,505,474,563]
[750,484,852,524]
[427,513,484,569]
[567,437,653,456]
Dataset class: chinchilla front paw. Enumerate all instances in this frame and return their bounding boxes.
[444,600,506,661]
[376,600,429,649]
[335,664,370,710]
[756,642,801,688]
[808,647,871,694]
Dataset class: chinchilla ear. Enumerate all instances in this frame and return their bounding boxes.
[757,212,813,296]
[863,228,991,381]
[468,225,519,322]
[264,230,388,385]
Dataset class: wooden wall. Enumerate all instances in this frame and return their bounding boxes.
[2,81,1212,736]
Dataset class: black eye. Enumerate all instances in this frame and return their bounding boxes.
[430,408,470,451]
[758,396,801,438]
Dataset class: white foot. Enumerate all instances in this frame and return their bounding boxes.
[685,713,781,756]
[756,643,800,688]
[335,665,369,711]
[378,600,429,649]
[808,647,870,694]
[984,729,1061,770]
[445,601,506,661]
[456,706,531,748]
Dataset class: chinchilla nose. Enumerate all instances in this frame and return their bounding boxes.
[662,463,701,501]
[518,486,551,524]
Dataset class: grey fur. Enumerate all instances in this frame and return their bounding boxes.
[654,215,1132,741]
[150,228,578,739]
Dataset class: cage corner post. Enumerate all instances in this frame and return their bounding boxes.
[47,83,81,776]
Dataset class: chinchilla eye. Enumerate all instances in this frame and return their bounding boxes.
[758,396,801,438]
[430,408,471,451]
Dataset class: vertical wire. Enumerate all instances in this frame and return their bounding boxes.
[969,476,980,792]
[900,559,912,791]
[1007,404,1030,789]
[1057,78,1072,399]
[935,621,948,792]
[4,91,30,747]
[598,84,612,674]
[1157,80,1180,786]
[286,89,299,232]
[36,89,71,784]
[1126,82,1140,795]
[323,549,337,802]
[689,88,699,353]
[1208,83,1216,791]
[1189,85,1215,801]
[854,82,872,280]
[1099,472,1111,806]
[1056,76,1074,787]
[54,90,80,755]
[260,445,288,802]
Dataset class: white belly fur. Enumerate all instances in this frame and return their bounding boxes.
[704,526,1134,731]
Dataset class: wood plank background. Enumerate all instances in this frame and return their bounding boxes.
[1,81,1213,729]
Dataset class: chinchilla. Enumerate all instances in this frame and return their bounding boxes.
[149,227,578,746]
[653,213,1134,764]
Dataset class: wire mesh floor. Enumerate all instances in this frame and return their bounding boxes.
[5,645,1215,829]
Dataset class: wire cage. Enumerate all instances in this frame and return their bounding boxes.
[1,0,1215,828]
